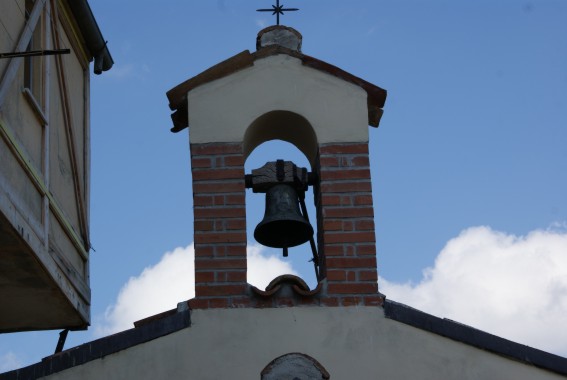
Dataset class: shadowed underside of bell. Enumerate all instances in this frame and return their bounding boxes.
[254,184,313,248]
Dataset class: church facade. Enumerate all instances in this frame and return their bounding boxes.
[2,25,566,380]
[0,0,112,332]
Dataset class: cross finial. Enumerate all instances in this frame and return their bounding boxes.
[257,0,299,26]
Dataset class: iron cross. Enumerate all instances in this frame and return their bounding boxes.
[257,0,299,26]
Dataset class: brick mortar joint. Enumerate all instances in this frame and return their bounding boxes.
[321,205,374,209]
[191,167,244,171]
[319,143,368,146]
[193,205,246,208]
[191,152,244,157]
[321,193,374,198]
[319,166,370,170]
[319,153,369,156]
[192,178,245,183]
[194,193,245,196]
[319,178,371,182]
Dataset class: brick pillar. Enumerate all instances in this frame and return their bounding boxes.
[317,143,383,307]
[190,142,249,309]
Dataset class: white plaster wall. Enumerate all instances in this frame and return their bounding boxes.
[43,307,564,380]
[188,55,370,145]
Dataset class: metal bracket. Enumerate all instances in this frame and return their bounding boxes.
[54,329,69,354]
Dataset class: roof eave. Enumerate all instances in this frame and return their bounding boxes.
[384,299,567,376]
[166,47,387,133]
[66,0,114,74]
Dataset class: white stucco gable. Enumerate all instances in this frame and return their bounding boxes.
[166,26,387,141]
[187,54,369,146]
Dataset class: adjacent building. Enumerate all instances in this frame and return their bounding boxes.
[0,0,112,332]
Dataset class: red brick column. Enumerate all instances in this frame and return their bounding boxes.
[317,143,383,307]
[189,142,249,309]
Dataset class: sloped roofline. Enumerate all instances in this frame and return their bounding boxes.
[166,45,387,133]
[2,301,566,379]
[384,300,567,376]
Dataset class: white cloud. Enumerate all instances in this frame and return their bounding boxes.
[0,352,23,372]
[247,244,297,289]
[380,225,567,357]
[94,244,296,336]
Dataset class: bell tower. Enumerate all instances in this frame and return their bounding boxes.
[167,25,387,309]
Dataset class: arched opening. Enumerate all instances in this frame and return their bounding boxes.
[244,111,319,290]
[243,110,318,166]
[261,353,330,379]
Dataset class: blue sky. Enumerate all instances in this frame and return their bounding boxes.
[2,0,567,371]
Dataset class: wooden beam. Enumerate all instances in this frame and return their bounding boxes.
[43,0,53,249]
[51,2,89,249]
[0,0,47,106]
[0,120,88,259]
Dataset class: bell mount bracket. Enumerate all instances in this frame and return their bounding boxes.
[245,159,314,193]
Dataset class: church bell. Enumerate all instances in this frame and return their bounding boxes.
[254,184,314,249]
[246,160,316,257]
